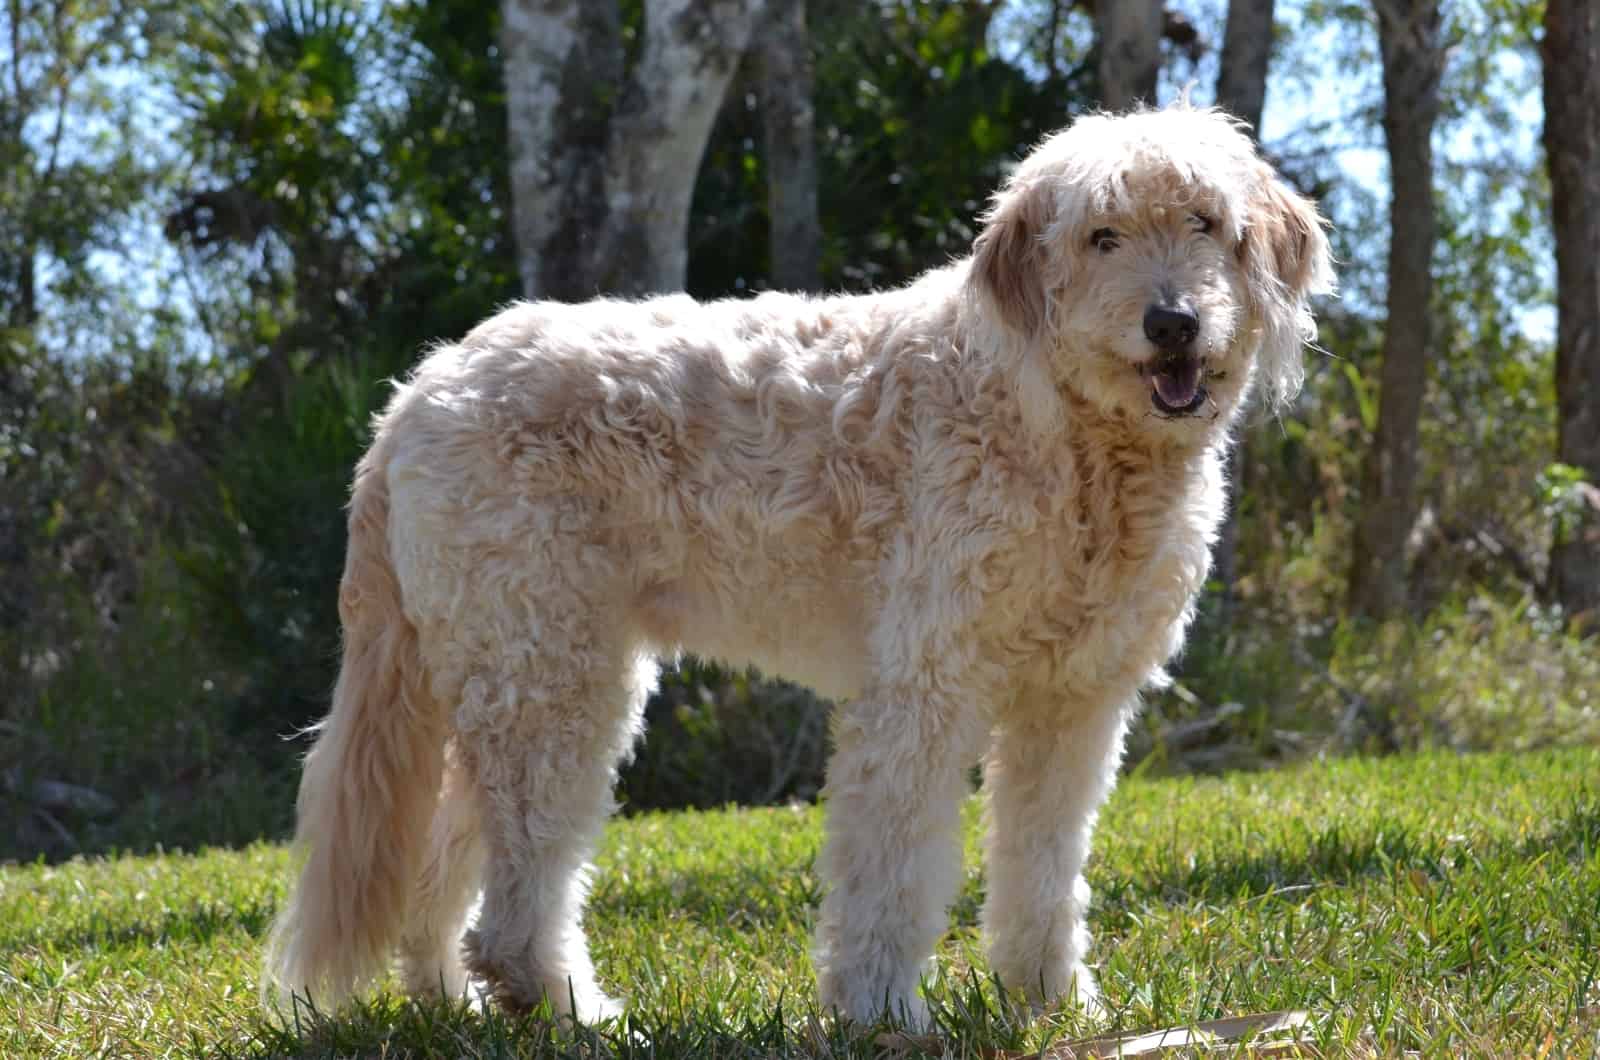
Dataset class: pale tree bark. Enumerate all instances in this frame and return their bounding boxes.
[500,0,766,301]
[1093,0,1163,110]
[499,0,619,302]
[1542,0,1600,625]
[1209,0,1275,612]
[759,0,820,292]
[1347,0,1445,619]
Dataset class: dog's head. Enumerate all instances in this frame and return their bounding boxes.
[968,105,1334,439]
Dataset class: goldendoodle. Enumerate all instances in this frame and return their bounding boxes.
[265,103,1333,1028]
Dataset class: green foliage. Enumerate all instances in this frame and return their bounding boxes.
[165,0,402,372]
[1,0,525,860]
[0,333,293,859]
[1242,0,1558,614]
[374,0,520,346]
[4,749,1599,1055]
[1157,590,1600,778]
[172,356,393,744]
[0,0,172,333]
[1539,462,1594,548]
[620,665,830,812]
[691,0,1091,296]
[1327,594,1600,752]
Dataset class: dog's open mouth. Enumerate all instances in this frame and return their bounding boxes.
[1141,355,1207,416]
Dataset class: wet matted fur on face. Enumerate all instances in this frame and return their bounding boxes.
[264,104,1334,1028]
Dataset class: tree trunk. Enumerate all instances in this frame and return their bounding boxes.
[499,0,620,302]
[14,239,35,329]
[1093,0,1163,110]
[1215,0,1273,131]
[1208,0,1274,615]
[1347,0,1444,620]
[1543,0,1600,626]
[500,0,765,301]
[759,0,820,293]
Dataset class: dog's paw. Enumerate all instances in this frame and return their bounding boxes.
[889,992,933,1033]
[1053,963,1105,1022]
[818,972,929,1032]
[462,933,622,1024]
[831,994,932,1036]
[568,988,625,1025]
[539,979,625,1025]
[1001,959,1105,1023]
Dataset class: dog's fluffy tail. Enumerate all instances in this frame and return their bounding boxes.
[264,437,447,1013]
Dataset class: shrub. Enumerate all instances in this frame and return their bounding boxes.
[1327,594,1600,752]
[620,661,831,812]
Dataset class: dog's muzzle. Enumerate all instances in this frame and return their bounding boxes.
[1141,303,1207,415]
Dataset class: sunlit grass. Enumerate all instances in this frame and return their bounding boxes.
[4,748,1598,1057]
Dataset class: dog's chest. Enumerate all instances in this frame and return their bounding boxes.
[984,444,1221,695]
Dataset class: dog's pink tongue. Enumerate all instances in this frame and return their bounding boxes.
[1153,359,1202,407]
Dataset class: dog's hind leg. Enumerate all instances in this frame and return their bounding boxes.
[398,743,485,1002]
[452,623,655,1023]
[981,693,1132,1019]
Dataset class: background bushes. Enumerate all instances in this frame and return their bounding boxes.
[3,0,1593,862]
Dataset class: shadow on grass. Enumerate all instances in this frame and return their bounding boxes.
[228,993,897,1060]
[587,863,822,931]
[0,897,278,958]
[3,759,296,867]
[1105,794,1600,909]
[589,791,1600,969]
[224,972,1042,1060]
[943,795,1600,930]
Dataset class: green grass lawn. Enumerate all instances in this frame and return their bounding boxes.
[4,748,1599,1057]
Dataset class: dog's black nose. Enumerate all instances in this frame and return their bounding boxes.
[1143,304,1199,350]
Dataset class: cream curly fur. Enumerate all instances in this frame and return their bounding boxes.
[264,104,1333,1028]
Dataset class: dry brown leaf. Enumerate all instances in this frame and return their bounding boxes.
[1040,1009,1314,1059]
[874,1010,1324,1059]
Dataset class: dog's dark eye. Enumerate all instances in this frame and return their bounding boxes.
[1190,213,1215,234]
[1091,228,1120,253]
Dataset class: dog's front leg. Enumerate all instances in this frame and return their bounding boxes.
[981,693,1133,1018]
[813,696,984,1028]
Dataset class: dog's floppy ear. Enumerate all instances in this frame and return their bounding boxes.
[1241,172,1333,301]
[971,175,1054,339]
[1238,169,1335,409]
[969,174,1069,439]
